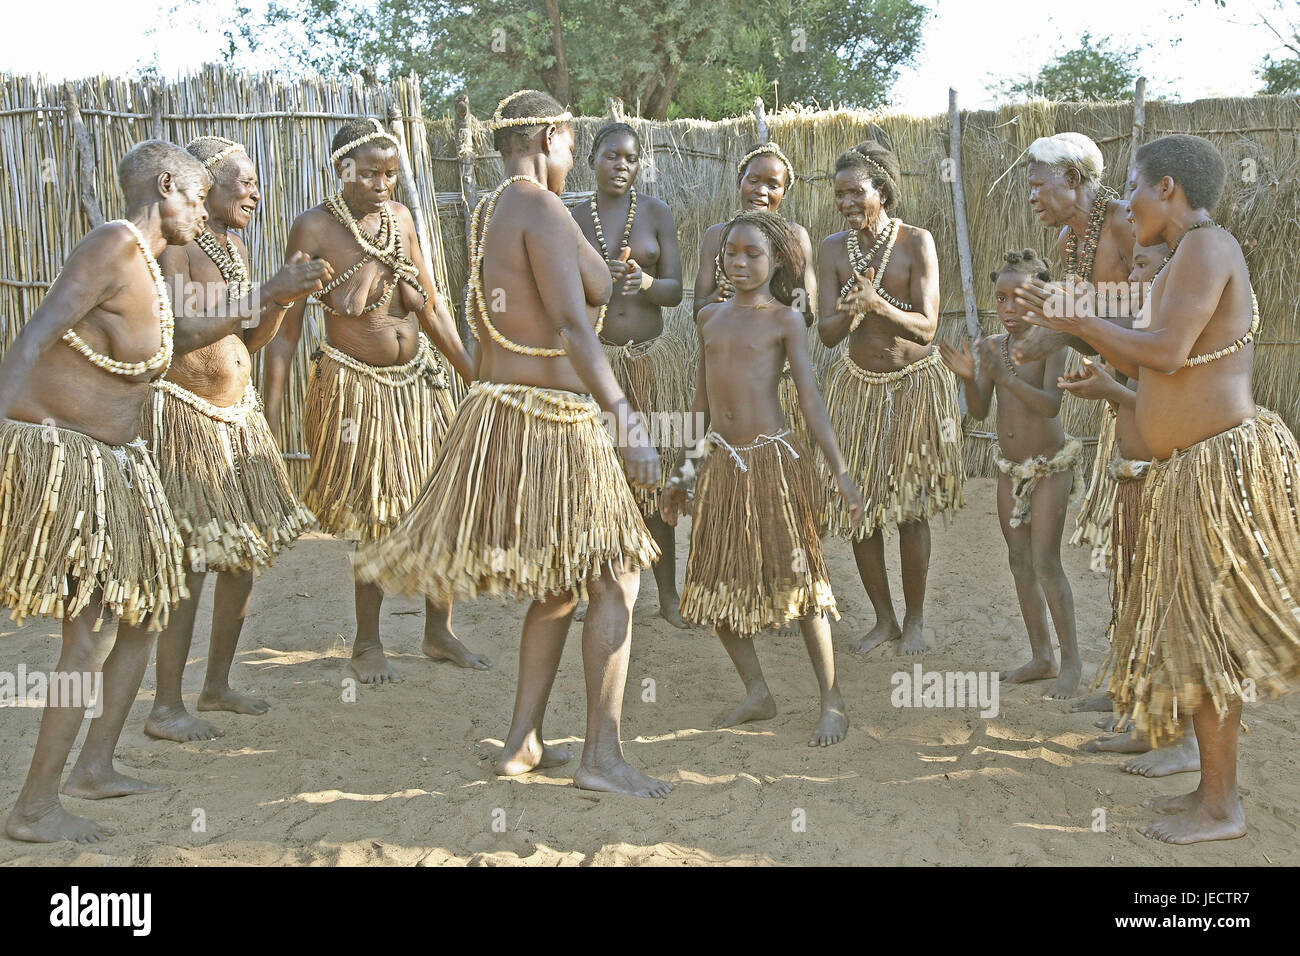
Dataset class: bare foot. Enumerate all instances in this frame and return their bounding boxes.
[1044,657,1082,699]
[62,767,164,800]
[1139,799,1246,844]
[1124,735,1200,777]
[1001,658,1058,683]
[1080,730,1148,754]
[810,697,849,747]
[145,705,225,742]
[714,688,777,728]
[573,604,587,623]
[1144,789,1200,814]
[422,629,491,670]
[1095,714,1129,732]
[6,803,113,844]
[899,615,925,656]
[349,644,398,684]
[574,761,673,798]
[197,687,270,716]
[851,619,901,655]
[495,739,575,776]
[659,601,689,629]
[1071,693,1112,713]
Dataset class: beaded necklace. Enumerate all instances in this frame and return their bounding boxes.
[195,229,253,302]
[317,193,426,317]
[591,187,636,260]
[1000,336,1019,378]
[468,175,605,356]
[846,217,908,331]
[1147,220,1260,367]
[1063,185,1118,282]
[62,218,174,378]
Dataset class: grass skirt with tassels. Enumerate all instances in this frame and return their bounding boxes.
[141,380,315,573]
[823,349,965,540]
[355,381,659,604]
[0,418,185,631]
[603,331,694,518]
[1106,410,1300,747]
[302,335,455,544]
[680,430,837,636]
[1070,404,1118,562]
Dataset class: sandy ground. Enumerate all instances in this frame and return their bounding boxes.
[1,477,1297,867]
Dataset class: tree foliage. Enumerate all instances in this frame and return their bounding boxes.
[999,31,1142,103]
[219,0,927,119]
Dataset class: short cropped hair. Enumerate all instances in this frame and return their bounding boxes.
[117,140,208,198]
[1135,134,1227,212]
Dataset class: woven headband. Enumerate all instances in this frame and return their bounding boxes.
[187,137,246,170]
[489,90,573,131]
[329,119,399,166]
[853,151,898,201]
[736,143,795,188]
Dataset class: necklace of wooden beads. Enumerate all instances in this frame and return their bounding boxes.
[195,228,254,302]
[1063,185,1118,282]
[317,193,426,316]
[62,218,174,378]
[846,217,906,331]
[468,175,605,356]
[1001,336,1019,378]
[591,187,636,260]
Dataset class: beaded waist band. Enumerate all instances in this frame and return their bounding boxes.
[843,348,941,384]
[316,335,447,389]
[703,429,799,473]
[471,380,600,425]
[154,379,260,423]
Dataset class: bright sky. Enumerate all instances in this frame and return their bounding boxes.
[1,0,1290,115]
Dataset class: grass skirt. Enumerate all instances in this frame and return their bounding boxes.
[680,430,837,635]
[0,418,185,630]
[823,349,965,539]
[603,331,694,518]
[1107,410,1300,747]
[302,335,455,543]
[356,381,659,603]
[1070,404,1117,561]
[993,438,1084,528]
[142,381,314,573]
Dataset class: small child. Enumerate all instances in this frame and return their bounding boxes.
[662,211,864,746]
[939,249,1082,699]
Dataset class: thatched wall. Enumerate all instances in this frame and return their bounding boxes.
[3,65,1297,484]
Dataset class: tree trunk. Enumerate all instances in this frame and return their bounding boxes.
[542,0,571,106]
[644,56,682,120]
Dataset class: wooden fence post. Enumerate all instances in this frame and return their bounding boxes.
[1128,76,1147,185]
[753,97,769,142]
[62,84,103,228]
[947,88,981,344]
[454,92,477,346]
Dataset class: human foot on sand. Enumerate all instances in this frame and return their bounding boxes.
[421,627,491,669]
[809,703,848,747]
[659,599,689,630]
[145,704,225,742]
[1043,657,1082,699]
[1138,792,1246,845]
[1001,658,1057,683]
[899,615,925,656]
[574,761,673,798]
[1079,730,1147,754]
[349,643,398,684]
[495,739,574,776]
[6,804,113,844]
[1123,735,1200,777]
[1071,693,1112,713]
[715,688,777,728]
[197,687,269,716]
[851,619,901,655]
[62,767,164,800]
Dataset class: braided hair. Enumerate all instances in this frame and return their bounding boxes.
[834,141,901,212]
[990,248,1052,284]
[590,122,642,161]
[719,210,805,307]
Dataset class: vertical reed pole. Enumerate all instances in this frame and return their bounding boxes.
[947,88,980,343]
[62,84,104,228]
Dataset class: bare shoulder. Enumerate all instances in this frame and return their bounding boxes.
[702,222,725,246]
[386,199,414,226]
[157,242,191,274]
[697,299,726,326]
[293,205,334,234]
[75,220,136,258]
[821,229,850,251]
[775,304,806,335]
[641,193,674,227]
